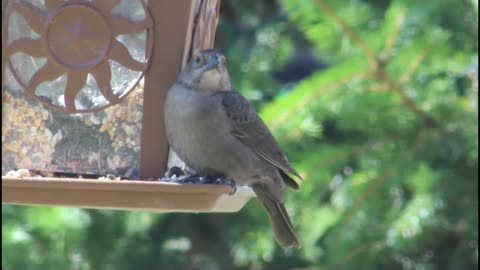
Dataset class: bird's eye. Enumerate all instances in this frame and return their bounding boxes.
[195,56,201,64]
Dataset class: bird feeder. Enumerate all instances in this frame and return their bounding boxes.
[2,0,254,212]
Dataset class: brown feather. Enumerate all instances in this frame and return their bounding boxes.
[252,183,300,248]
[279,169,299,190]
[218,91,302,181]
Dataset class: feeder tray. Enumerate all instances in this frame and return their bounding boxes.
[2,177,255,212]
[2,0,255,212]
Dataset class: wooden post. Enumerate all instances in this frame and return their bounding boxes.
[140,0,221,179]
[139,1,196,179]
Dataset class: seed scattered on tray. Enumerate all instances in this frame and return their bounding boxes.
[158,166,236,187]
[4,169,31,178]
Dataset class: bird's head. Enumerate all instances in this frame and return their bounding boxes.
[178,49,232,91]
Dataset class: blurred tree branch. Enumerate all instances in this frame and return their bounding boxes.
[320,240,385,270]
[313,0,447,134]
[383,7,406,58]
[398,43,434,84]
[313,0,377,67]
[332,172,389,248]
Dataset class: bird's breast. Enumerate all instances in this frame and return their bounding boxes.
[164,84,264,182]
[164,84,231,174]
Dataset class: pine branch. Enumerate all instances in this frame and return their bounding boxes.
[398,43,434,84]
[320,241,385,270]
[383,7,406,58]
[269,71,367,131]
[313,0,448,135]
[294,240,385,270]
[313,0,377,68]
[382,72,447,134]
[303,130,407,179]
[332,172,388,249]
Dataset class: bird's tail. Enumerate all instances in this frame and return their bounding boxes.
[252,184,300,248]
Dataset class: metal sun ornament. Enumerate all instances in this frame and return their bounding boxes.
[5,0,153,113]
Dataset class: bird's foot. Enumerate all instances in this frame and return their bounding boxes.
[164,169,237,193]
[187,174,216,184]
[215,177,237,195]
[166,166,185,178]
[163,166,194,182]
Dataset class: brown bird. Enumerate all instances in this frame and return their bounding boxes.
[164,49,302,248]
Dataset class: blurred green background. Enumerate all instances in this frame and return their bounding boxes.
[2,0,478,269]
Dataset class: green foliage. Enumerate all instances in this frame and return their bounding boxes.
[3,0,478,269]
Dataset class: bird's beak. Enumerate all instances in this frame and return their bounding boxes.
[205,54,221,71]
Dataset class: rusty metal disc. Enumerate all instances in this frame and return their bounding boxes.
[4,0,154,113]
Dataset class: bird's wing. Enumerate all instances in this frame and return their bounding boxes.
[218,90,302,181]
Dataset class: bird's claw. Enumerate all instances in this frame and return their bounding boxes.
[164,169,237,194]
[166,166,185,178]
[215,177,237,195]
[199,176,215,184]
[228,186,237,195]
